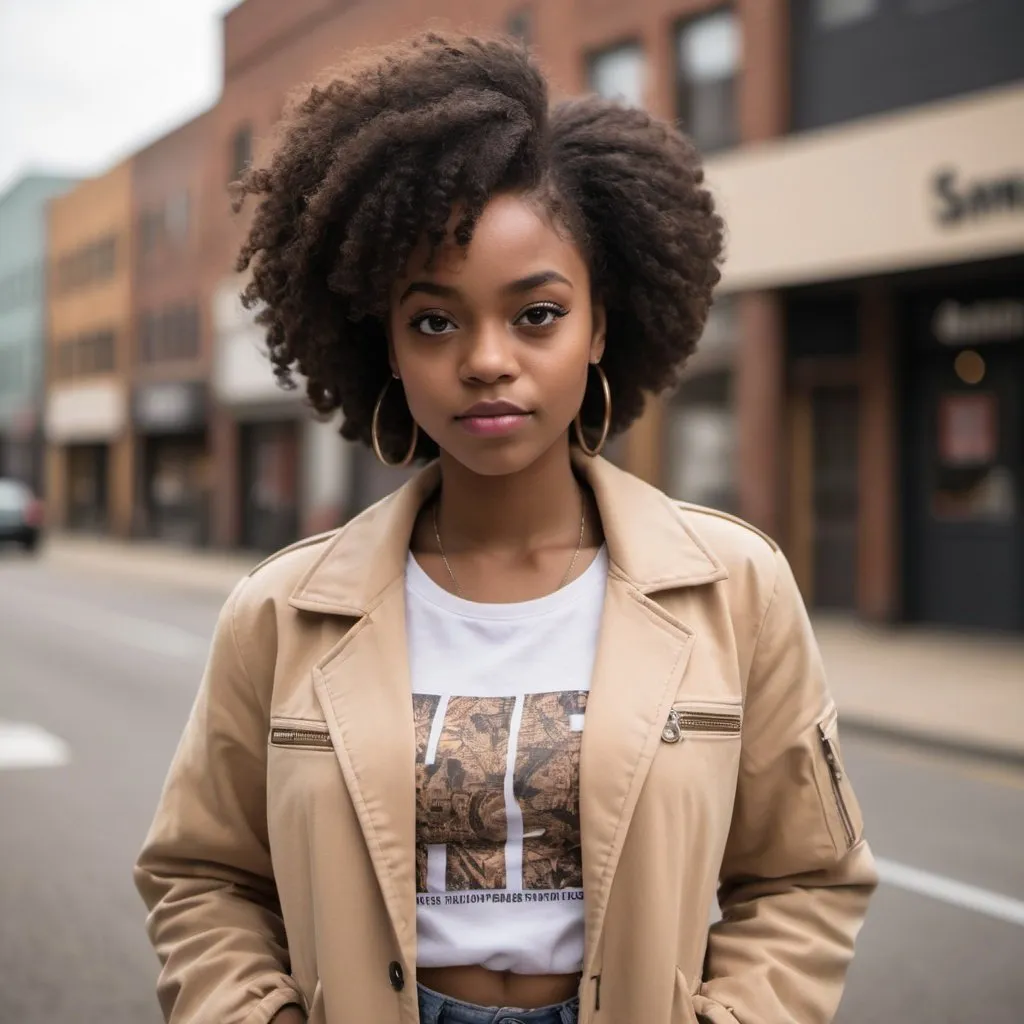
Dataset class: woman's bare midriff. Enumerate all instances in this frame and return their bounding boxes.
[417,966,581,1009]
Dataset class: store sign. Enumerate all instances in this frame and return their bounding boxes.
[46,382,126,442]
[933,167,1024,227]
[931,299,1024,346]
[133,382,206,433]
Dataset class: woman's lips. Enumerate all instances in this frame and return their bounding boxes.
[456,413,533,437]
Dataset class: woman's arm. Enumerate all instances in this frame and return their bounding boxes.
[695,549,878,1024]
[134,579,306,1024]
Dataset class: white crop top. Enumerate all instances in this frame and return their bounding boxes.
[405,546,608,975]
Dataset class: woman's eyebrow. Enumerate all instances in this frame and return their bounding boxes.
[504,271,572,294]
[399,270,572,304]
[399,281,459,302]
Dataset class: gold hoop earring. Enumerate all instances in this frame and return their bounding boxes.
[371,376,418,467]
[573,363,612,458]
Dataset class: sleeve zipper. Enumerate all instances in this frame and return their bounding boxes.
[819,728,855,848]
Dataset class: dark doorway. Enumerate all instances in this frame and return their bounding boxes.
[811,386,860,609]
[66,443,109,532]
[239,420,300,553]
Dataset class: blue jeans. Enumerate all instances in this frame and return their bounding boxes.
[417,983,580,1024]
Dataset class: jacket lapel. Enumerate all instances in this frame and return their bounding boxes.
[292,468,441,973]
[573,455,726,975]
[578,573,696,976]
[313,581,419,970]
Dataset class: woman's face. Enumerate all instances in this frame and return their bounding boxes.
[389,193,605,478]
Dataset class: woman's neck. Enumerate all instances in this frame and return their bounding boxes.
[434,443,585,555]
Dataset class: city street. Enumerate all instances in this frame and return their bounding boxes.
[1,551,1022,1023]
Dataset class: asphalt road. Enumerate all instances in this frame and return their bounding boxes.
[1,550,1023,1023]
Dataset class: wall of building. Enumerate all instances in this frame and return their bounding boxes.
[45,161,135,533]
[0,175,77,488]
[133,111,210,382]
[790,0,1024,132]
[706,82,1024,293]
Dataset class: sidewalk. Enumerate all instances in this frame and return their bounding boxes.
[813,616,1024,765]
[40,534,1024,764]
[42,533,258,595]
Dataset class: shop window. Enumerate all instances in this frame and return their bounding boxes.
[666,370,738,512]
[230,124,253,183]
[675,8,741,153]
[54,340,75,379]
[54,234,117,293]
[816,0,877,27]
[95,236,117,279]
[181,304,200,359]
[94,330,116,373]
[139,209,162,255]
[68,329,116,376]
[139,313,154,363]
[165,190,191,240]
[588,42,647,107]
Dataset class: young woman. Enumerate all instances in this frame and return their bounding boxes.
[136,33,876,1024]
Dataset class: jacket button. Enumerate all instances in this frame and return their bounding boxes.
[388,961,405,991]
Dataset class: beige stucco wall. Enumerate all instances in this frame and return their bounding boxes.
[707,82,1024,291]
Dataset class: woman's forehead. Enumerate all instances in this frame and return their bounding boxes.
[398,193,588,291]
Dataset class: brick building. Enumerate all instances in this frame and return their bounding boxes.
[132,113,212,545]
[45,161,135,535]
[199,0,786,549]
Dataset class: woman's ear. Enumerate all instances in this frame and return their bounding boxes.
[590,302,607,364]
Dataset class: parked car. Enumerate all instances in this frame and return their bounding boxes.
[0,478,44,552]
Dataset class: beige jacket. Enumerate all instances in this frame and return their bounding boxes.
[135,456,877,1024]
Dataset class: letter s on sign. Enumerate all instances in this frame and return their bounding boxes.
[934,169,964,226]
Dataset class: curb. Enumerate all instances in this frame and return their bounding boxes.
[841,715,1024,770]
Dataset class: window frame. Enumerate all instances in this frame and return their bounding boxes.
[586,39,648,107]
[230,124,254,184]
[674,5,742,154]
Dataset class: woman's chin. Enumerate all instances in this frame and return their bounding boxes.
[438,435,561,479]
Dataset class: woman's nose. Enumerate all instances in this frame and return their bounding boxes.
[460,326,519,383]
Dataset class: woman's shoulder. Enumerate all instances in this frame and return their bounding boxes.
[673,500,779,567]
[231,527,343,616]
[246,527,342,582]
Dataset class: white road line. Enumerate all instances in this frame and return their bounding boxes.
[0,720,70,770]
[0,588,210,660]
[876,856,1024,928]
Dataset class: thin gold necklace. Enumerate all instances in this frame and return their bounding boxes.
[432,491,587,599]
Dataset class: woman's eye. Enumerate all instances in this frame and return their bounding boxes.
[517,304,567,329]
[413,314,455,336]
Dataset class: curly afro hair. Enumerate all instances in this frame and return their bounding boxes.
[234,32,724,463]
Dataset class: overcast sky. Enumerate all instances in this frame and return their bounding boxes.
[0,0,238,194]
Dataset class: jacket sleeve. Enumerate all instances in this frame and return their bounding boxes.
[134,579,305,1024]
[694,548,878,1024]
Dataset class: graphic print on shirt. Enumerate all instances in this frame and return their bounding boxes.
[414,691,588,897]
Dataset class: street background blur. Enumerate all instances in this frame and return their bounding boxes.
[1,0,1023,1021]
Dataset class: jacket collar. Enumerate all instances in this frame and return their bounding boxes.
[288,454,728,615]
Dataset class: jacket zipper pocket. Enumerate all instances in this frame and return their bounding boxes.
[270,725,334,751]
[661,707,742,744]
[819,726,855,848]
